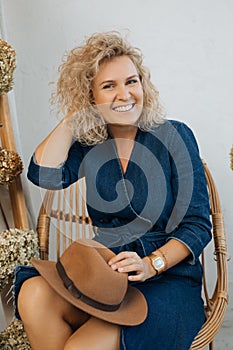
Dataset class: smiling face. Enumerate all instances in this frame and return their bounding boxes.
[92,55,143,126]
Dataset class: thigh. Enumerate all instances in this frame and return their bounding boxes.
[64,316,121,350]
[18,276,89,330]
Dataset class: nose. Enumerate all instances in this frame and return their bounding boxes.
[116,84,131,101]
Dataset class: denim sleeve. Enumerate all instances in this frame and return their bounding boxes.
[27,141,84,190]
[166,121,212,264]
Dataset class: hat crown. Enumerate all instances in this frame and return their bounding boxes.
[59,241,128,306]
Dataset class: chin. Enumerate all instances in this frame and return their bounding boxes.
[105,115,140,126]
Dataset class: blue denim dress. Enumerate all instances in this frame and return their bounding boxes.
[15,120,212,350]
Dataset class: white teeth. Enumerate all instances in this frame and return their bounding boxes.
[113,104,134,112]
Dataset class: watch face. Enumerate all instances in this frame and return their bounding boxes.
[152,256,165,269]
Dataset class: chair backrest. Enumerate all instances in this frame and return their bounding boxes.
[36,161,228,350]
[37,178,93,261]
[190,161,228,349]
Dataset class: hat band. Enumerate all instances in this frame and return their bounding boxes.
[56,260,122,312]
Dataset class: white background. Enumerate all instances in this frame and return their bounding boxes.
[0,0,232,339]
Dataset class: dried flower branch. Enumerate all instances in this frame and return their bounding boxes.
[0,319,31,349]
[0,39,16,95]
[0,148,23,185]
[0,228,39,292]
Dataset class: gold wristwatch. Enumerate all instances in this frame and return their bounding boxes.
[148,253,166,275]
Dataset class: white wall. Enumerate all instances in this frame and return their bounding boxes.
[1,0,232,287]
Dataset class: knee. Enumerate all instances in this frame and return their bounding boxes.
[63,340,82,350]
[63,336,86,350]
[18,276,54,322]
[63,342,73,350]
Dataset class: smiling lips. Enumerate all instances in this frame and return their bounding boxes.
[112,103,135,112]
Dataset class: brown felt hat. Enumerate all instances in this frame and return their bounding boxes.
[31,240,148,326]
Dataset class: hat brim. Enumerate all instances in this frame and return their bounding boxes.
[31,258,148,326]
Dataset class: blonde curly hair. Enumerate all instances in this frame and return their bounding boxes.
[52,31,165,145]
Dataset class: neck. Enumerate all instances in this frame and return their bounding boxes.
[107,124,138,140]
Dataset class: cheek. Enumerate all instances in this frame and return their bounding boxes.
[93,92,111,106]
[135,85,144,102]
[92,97,112,120]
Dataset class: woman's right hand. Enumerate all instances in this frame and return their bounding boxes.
[108,251,157,282]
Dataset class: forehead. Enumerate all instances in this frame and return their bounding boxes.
[96,55,138,81]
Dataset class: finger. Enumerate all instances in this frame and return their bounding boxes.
[110,258,138,272]
[117,257,139,270]
[117,260,142,273]
[111,255,141,272]
[108,251,137,266]
[128,272,145,282]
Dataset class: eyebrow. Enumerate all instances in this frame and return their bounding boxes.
[99,75,139,87]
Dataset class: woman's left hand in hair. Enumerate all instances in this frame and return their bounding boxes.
[108,251,156,282]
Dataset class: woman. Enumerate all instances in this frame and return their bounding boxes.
[17,31,212,350]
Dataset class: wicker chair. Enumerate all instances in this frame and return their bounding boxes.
[190,161,228,349]
[36,161,228,350]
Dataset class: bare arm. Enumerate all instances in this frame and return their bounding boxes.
[108,239,190,282]
[34,112,73,167]
[142,239,191,280]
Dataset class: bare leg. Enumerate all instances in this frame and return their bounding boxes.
[64,316,121,350]
[18,276,89,350]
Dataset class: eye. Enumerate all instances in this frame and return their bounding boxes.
[102,83,114,90]
[126,79,139,85]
